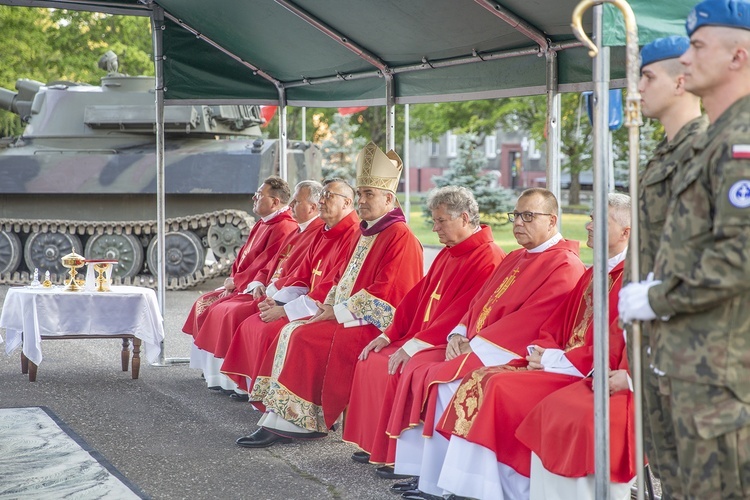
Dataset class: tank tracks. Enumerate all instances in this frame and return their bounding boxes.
[0,209,254,291]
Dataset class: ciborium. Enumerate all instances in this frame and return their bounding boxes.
[61,252,86,291]
[86,259,118,292]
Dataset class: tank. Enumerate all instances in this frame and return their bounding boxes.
[0,54,321,290]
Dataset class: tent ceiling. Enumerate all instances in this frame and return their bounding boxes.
[3,0,692,105]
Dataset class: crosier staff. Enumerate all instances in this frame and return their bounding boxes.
[571,1,644,499]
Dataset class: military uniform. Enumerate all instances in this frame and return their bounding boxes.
[649,94,750,498]
[626,114,708,497]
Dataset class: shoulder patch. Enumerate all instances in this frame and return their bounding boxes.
[731,145,750,159]
[728,180,750,208]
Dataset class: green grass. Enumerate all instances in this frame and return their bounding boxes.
[407,208,592,265]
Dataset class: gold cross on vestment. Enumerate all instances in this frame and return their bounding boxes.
[271,244,294,280]
[311,259,323,292]
[423,280,442,323]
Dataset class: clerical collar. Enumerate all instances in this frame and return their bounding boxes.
[298,215,318,232]
[360,207,406,236]
[363,211,389,229]
[608,246,627,272]
[261,205,290,223]
[527,232,562,254]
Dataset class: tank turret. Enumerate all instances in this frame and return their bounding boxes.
[0,55,321,289]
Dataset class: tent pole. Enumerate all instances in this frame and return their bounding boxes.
[150,6,186,365]
[545,48,561,225]
[385,74,395,151]
[591,5,612,498]
[278,87,288,181]
[404,104,411,223]
[302,107,307,143]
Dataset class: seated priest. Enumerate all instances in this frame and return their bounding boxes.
[342,185,506,465]
[236,141,424,448]
[189,180,326,391]
[430,193,632,500]
[380,188,586,493]
[182,176,297,337]
[218,179,362,394]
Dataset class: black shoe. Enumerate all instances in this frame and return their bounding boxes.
[229,393,249,402]
[376,465,413,480]
[207,385,222,391]
[235,428,293,448]
[390,478,419,493]
[401,490,443,500]
[351,451,371,464]
[221,388,236,395]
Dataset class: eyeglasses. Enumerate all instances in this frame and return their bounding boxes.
[507,211,553,223]
[320,190,350,201]
[253,191,278,201]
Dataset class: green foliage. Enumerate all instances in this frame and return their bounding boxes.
[0,7,152,137]
[426,135,515,226]
[319,113,367,183]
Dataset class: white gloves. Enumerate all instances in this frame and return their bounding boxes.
[618,273,661,324]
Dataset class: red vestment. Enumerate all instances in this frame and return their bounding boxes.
[515,356,635,482]
[382,240,585,464]
[182,210,297,336]
[342,226,505,459]
[219,211,361,391]
[251,212,424,433]
[191,217,325,357]
[435,262,626,478]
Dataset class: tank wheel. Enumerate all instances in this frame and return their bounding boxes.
[24,231,83,276]
[207,221,245,260]
[84,233,144,279]
[147,231,205,280]
[0,230,22,275]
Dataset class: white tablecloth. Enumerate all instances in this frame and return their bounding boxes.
[0,286,164,366]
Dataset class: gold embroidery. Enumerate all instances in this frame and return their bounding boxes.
[334,234,377,303]
[565,273,616,352]
[311,259,323,292]
[424,281,442,323]
[475,268,519,333]
[271,244,294,280]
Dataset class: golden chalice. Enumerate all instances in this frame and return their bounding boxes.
[87,259,118,292]
[61,252,86,291]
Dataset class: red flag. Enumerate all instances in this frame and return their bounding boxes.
[260,106,278,127]
[337,106,368,116]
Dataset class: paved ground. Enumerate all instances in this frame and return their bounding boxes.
[0,247,441,500]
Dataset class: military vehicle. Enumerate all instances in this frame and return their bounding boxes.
[0,53,321,290]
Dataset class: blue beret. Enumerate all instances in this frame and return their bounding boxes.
[640,36,690,69]
[687,0,750,37]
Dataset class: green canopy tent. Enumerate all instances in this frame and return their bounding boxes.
[0,2,696,497]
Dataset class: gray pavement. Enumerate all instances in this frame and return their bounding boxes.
[0,247,441,500]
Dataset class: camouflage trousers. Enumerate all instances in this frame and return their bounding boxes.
[639,345,684,498]
[663,377,750,499]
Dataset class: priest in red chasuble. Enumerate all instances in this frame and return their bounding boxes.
[188,180,325,390]
[430,193,633,500]
[342,185,506,466]
[381,188,585,493]
[182,176,297,338]
[218,179,361,393]
[236,141,423,448]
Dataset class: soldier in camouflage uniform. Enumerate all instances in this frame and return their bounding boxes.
[625,36,707,498]
[620,1,750,497]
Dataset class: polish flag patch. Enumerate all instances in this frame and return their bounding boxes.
[732,145,750,159]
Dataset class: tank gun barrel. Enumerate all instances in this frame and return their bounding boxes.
[0,88,20,115]
[0,79,43,121]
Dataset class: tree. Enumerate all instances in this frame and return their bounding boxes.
[0,7,152,137]
[428,135,515,226]
[318,113,367,183]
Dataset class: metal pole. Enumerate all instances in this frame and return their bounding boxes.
[545,49,562,224]
[150,6,188,366]
[404,103,411,223]
[592,5,611,498]
[278,87,288,181]
[385,74,395,151]
[302,107,307,143]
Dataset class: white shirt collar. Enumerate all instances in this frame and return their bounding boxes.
[261,205,290,223]
[297,215,318,232]
[527,232,563,254]
[364,210,391,228]
[608,246,627,272]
